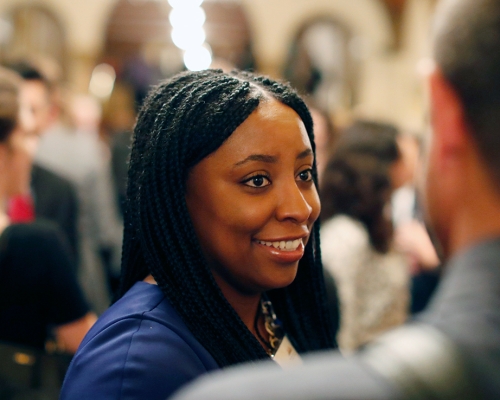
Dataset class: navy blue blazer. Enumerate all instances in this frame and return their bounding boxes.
[60,282,219,400]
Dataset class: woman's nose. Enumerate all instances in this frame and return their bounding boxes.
[275,181,314,224]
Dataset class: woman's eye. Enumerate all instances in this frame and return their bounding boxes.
[243,175,271,188]
[297,169,313,182]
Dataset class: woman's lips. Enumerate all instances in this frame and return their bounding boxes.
[255,239,305,263]
[256,238,302,251]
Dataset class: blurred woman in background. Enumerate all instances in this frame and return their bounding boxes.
[320,120,410,353]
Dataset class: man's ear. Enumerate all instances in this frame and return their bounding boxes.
[429,68,469,157]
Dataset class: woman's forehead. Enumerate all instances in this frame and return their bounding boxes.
[205,99,312,166]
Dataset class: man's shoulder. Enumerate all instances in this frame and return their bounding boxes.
[421,237,500,324]
[415,239,500,398]
[31,164,75,193]
[172,349,401,400]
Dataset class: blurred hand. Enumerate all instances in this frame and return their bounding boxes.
[395,220,440,274]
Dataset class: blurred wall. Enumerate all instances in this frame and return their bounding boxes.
[243,0,434,131]
[0,0,435,132]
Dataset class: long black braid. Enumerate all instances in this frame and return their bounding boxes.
[118,69,337,367]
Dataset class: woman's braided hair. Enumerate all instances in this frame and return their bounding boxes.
[118,69,337,367]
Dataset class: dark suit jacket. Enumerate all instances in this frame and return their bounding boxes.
[31,163,79,267]
[172,238,500,400]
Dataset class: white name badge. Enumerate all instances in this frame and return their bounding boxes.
[273,335,303,369]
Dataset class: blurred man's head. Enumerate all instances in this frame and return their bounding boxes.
[0,67,38,197]
[425,0,500,258]
[8,62,57,136]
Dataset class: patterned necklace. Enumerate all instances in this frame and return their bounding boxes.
[253,295,284,357]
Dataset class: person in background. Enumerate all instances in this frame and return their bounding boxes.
[100,81,138,219]
[391,132,441,313]
[0,66,96,354]
[391,132,422,227]
[319,120,410,352]
[307,101,337,182]
[68,93,123,294]
[4,61,79,265]
[60,69,337,400]
[11,60,123,313]
[171,0,500,398]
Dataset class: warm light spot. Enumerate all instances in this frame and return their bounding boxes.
[89,63,116,100]
[184,45,212,71]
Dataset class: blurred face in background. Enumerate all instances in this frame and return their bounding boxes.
[0,97,38,197]
[392,134,420,189]
[19,80,55,135]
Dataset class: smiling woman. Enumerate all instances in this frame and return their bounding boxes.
[186,98,320,298]
[60,69,338,400]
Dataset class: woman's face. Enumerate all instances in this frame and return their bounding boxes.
[186,98,320,296]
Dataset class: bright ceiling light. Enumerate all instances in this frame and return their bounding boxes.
[169,7,206,28]
[171,26,205,50]
[183,45,212,71]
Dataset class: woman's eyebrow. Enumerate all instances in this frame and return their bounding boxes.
[233,148,313,167]
[297,148,313,159]
[234,154,278,167]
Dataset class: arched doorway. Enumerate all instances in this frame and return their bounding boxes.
[0,5,66,79]
[283,17,359,114]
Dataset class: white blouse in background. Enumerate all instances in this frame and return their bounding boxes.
[321,215,410,353]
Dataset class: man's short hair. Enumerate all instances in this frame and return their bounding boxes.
[5,61,52,91]
[434,0,500,186]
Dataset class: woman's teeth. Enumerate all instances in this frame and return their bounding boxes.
[257,239,302,251]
